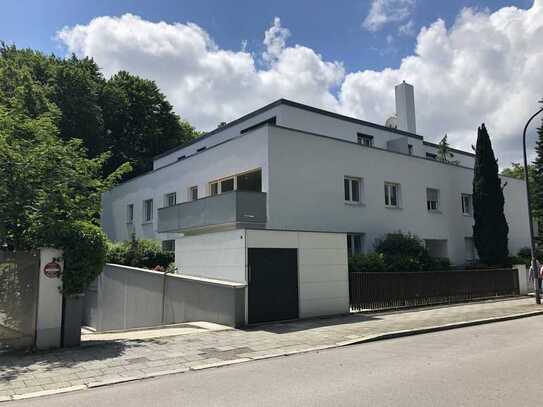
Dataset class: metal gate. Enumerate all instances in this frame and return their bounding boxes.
[0,250,40,351]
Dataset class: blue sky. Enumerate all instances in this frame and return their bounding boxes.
[0,0,533,72]
[0,0,541,166]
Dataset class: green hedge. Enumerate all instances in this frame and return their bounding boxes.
[106,238,174,269]
[348,232,451,273]
[59,221,107,295]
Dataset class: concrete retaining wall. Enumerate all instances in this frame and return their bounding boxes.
[84,264,246,331]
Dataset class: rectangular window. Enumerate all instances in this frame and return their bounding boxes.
[210,182,219,196]
[462,193,473,215]
[344,177,362,203]
[220,177,235,193]
[165,192,176,207]
[347,234,364,257]
[143,199,153,222]
[357,133,374,147]
[408,144,413,155]
[209,169,262,196]
[384,183,400,208]
[426,188,440,211]
[236,169,262,192]
[189,186,198,201]
[426,152,437,160]
[127,204,134,223]
[162,240,175,252]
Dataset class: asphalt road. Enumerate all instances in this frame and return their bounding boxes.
[10,315,543,407]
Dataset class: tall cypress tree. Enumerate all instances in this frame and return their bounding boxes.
[533,112,543,242]
[473,124,509,265]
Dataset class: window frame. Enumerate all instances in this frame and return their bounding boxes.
[208,168,262,196]
[384,182,401,208]
[347,234,365,257]
[357,133,374,147]
[344,176,363,204]
[143,199,153,223]
[162,240,176,253]
[189,186,198,201]
[126,203,134,224]
[426,188,440,212]
[461,193,473,216]
[164,192,177,208]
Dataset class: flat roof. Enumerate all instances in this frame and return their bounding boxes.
[153,98,430,160]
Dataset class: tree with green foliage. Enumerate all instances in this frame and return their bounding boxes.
[533,111,543,242]
[472,124,509,265]
[0,44,198,180]
[101,71,197,177]
[436,134,460,165]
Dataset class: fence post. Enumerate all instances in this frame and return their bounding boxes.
[35,248,63,350]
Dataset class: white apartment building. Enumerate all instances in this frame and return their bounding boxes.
[101,82,531,324]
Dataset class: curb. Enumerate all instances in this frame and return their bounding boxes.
[2,309,542,402]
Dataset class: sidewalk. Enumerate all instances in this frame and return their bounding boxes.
[1,297,541,402]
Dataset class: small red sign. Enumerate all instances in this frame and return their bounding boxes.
[43,261,61,279]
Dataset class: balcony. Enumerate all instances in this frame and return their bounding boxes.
[158,191,267,233]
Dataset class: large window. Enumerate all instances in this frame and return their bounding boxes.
[347,234,364,257]
[461,194,473,216]
[127,204,134,223]
[426,188,440,211]
[344,177,362,203]
[164,192,176,207]
[209,169,262,196]
[357,133,374,147]
[143,199,153,222]
[237,170,262,192]
[384,183,401,208]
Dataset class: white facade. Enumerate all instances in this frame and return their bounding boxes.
[175,229,349,322]
[102,97,530,266]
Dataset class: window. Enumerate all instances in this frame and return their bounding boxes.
[461,194,473,215]
[237,169,262,192]
[221,177,235,192]
[189,186,198,201]
[344,177,362,203]
[210,182,219,196]
[165,192,176,207]
[143,199,153,222]
[209,169,262,196]
[426,152,437,160]
[162,240,175,252]
[347,234,364,257]
[384,183,400,208]
[357,133,374,147]
[126,204,134,223]
[408,144,414,155]
[426,188,440,211]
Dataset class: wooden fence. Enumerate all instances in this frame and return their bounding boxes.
[349,268,520,311]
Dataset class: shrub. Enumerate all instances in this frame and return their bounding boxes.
[105,238,174,269]
[349,253,385,273]
[373,231,452,272]
[59,221,107,295]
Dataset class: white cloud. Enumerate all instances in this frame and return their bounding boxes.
[57,14,344,131]
[57,2,543,166]
[262,17,290,63]
[362,0,416,32]
[398,19,416,36]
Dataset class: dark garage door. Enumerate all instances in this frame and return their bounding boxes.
[248,248,299,324]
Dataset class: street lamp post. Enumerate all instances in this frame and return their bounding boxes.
[522,106,543,305]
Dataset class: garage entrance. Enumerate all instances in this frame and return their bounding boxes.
[247,248,299,324]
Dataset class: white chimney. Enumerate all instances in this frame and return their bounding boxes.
[395,81,416,134]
